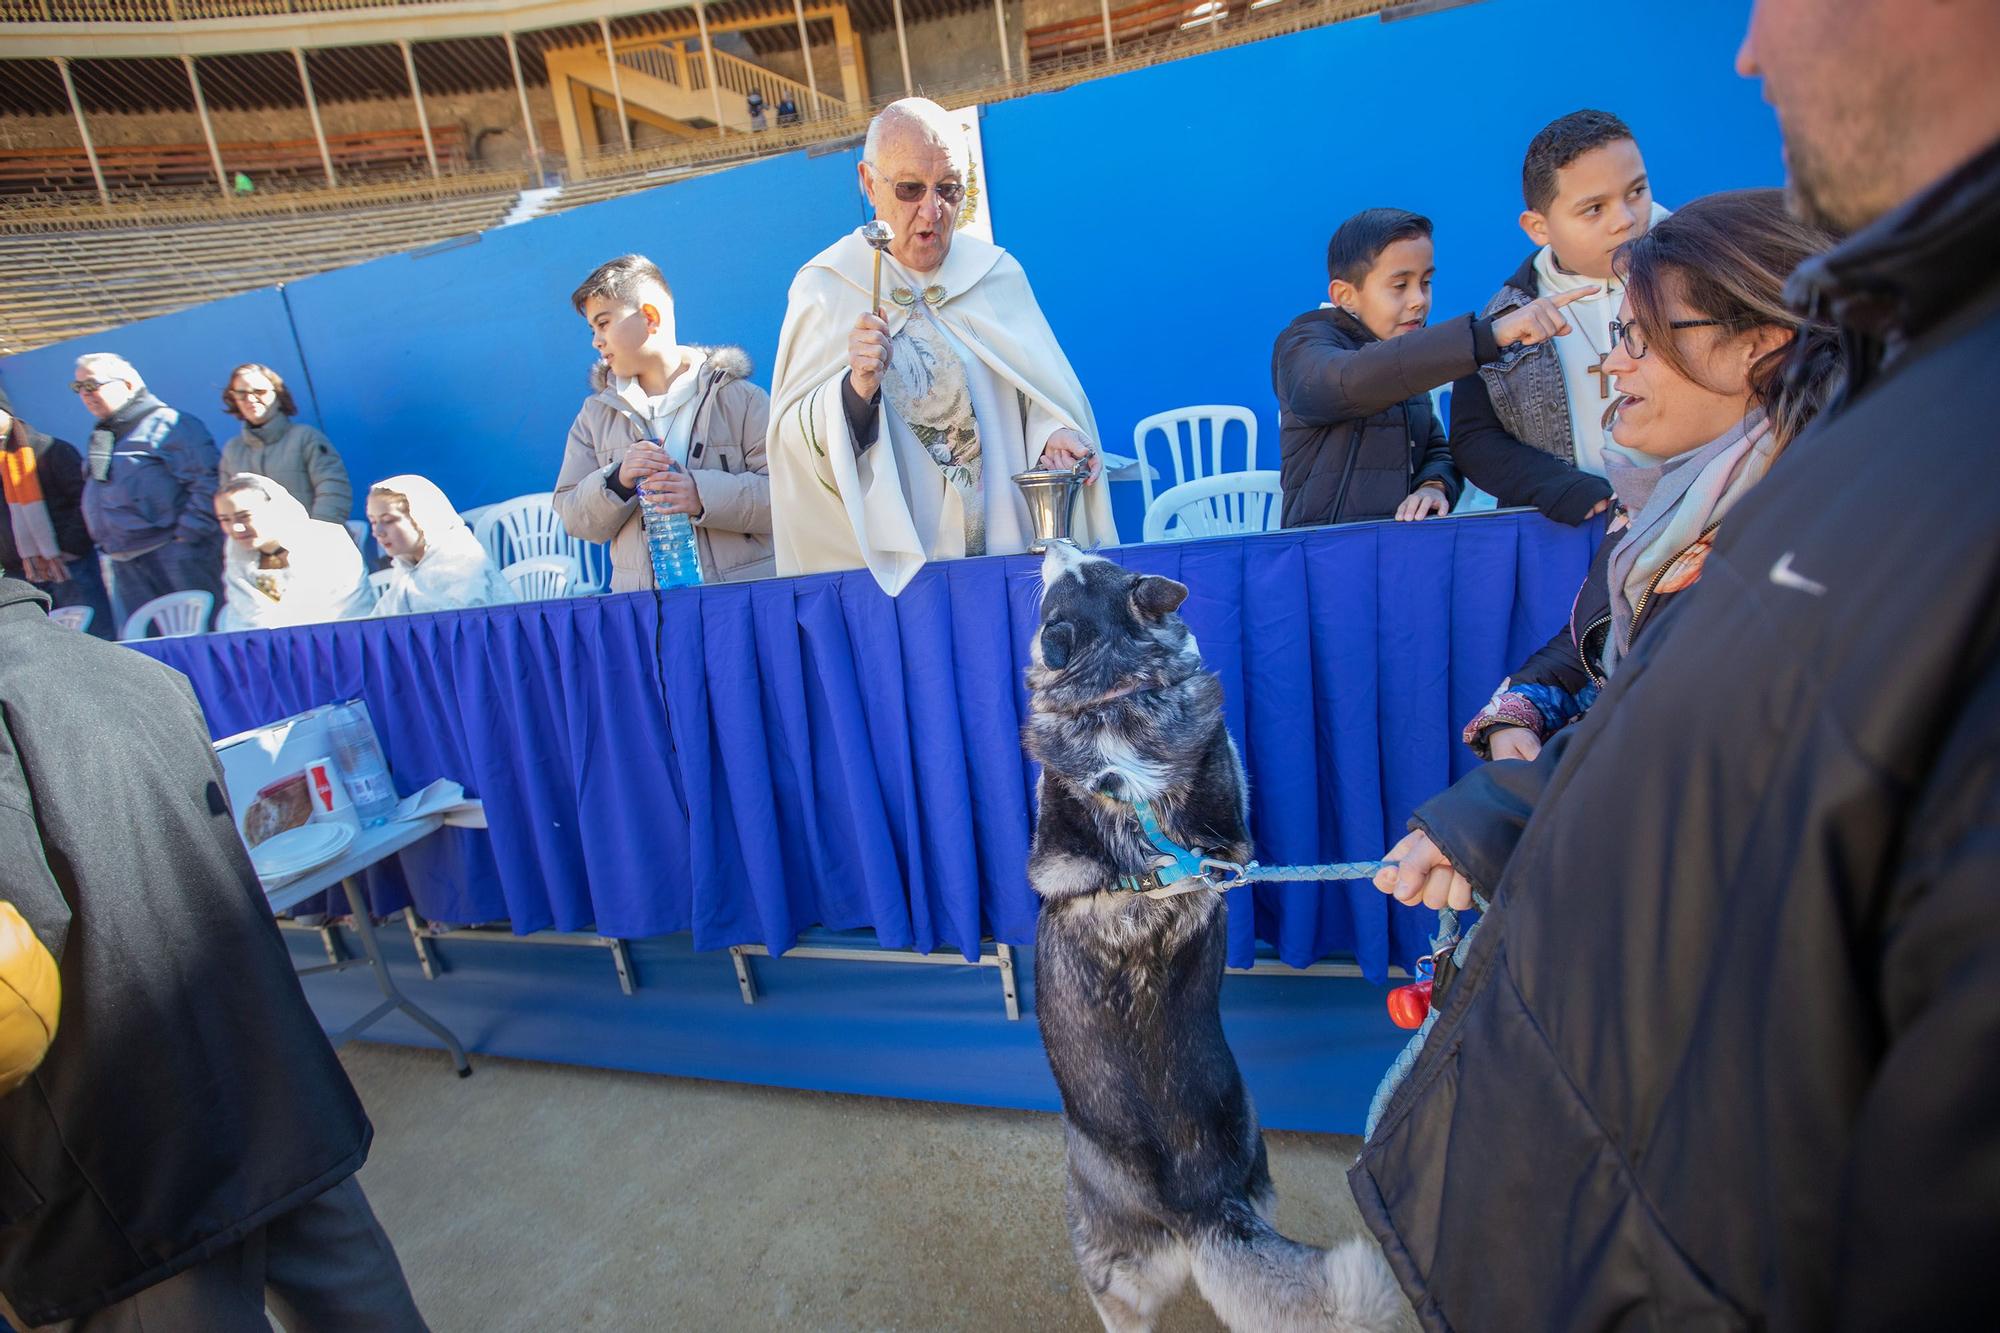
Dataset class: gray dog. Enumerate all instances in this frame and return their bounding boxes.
[1023,542,1404,1333]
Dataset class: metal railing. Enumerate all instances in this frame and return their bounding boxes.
[691,45,845,122]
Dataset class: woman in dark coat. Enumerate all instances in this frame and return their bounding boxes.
[1460,190,1842,763]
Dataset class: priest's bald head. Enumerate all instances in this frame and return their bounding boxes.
[858,98,968,274]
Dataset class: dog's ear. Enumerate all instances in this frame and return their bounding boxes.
[1039,621,1075,669]
[1129,575,1187,621]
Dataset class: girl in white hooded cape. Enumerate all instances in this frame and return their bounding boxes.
[215,472,372,632]
[366,475,514,617]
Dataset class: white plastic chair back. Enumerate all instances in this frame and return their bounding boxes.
[47,605,93,632]
[1129,405,1259,514]
[1430,384,1495,513]
[121,590,213,640]
[474,494,609,593]
[1142,471,1283,543]
[503,554,581,602]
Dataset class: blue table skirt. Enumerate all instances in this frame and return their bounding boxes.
[133,512,1594,980]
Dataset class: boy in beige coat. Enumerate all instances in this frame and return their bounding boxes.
[554,254,774,591]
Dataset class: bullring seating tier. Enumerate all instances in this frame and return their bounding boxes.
[0,126,467,198]
[0,186,517,354]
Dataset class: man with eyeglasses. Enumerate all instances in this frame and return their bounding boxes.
[69,352,223,630]
[768,97,1114,595]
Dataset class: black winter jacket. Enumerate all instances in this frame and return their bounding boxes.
[0,580,371,1325]
[0,424,93,577]
[1448,251,1617,524]
[1272,307,1486,526]
[1353,136,2000,1331]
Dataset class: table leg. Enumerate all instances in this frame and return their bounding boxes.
[339,876,472,1077]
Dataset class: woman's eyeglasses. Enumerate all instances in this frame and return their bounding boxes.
[885,179,965,206]
[228,387,275,400]
[1607,317,1730,360]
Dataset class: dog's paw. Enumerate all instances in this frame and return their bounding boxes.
[1323,1236,1417,1333]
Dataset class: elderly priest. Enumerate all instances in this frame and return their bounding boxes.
[769,97,1115,594]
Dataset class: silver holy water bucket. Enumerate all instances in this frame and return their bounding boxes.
[1012,460,1091,552]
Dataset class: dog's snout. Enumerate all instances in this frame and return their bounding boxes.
[1040,539,1088,593]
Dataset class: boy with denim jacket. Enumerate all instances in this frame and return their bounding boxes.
[1450,110,1669,523]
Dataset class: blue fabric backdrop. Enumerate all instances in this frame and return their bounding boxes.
[132,512,1594,980]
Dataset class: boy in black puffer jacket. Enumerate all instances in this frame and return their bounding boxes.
[1273,208,1596,528]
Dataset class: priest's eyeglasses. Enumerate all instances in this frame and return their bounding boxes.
[1607,317,1729,360]
[886,179,965,206]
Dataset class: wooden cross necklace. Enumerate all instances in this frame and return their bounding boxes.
[1564,286,1615,399]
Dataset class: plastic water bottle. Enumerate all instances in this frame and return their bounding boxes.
[640,460,705,590]
[325,702,397,826]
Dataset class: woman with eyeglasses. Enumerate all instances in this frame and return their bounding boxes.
[1462,189,1842,762]
[216,363,354,525]
[1363,191,1844,1135]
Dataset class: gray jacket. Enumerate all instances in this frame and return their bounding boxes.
[1475,270,1575,462]
[553,346,774,592]
[218,414,354,524]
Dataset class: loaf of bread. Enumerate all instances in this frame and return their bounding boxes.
[243,772,312,847]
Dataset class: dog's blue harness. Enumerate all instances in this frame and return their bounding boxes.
[1115,798,1388,899]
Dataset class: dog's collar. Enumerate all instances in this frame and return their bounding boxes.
[1114,798,1246,899]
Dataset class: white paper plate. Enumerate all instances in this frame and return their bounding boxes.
[251,822,356,883]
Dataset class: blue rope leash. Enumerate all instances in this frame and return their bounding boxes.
[1116,798,1388,898]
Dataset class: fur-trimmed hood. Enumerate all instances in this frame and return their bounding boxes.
[587,344,752,392]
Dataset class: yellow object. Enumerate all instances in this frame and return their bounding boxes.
[0,901,60,1095]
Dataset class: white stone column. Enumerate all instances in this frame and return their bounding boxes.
[695,0,726,138]
[399,39,441,180]
[892,0,913,95]
[55,57,109,206]
[599,16,633,153]
[504,31,544,176]
[181,54,229,198]
[793,0,822,118]
[994,0,1014,81]
[294,48,337,188]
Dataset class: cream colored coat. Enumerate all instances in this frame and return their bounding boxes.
[768,229,1115,595]
[552,346,774,592]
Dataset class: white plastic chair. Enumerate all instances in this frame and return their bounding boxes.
[121,590,213,640]
[473,494,609,594]
[503,554,582,602]
[47,605,93,633]
[1130,406,1260,516]
[1142,471,1283,543]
